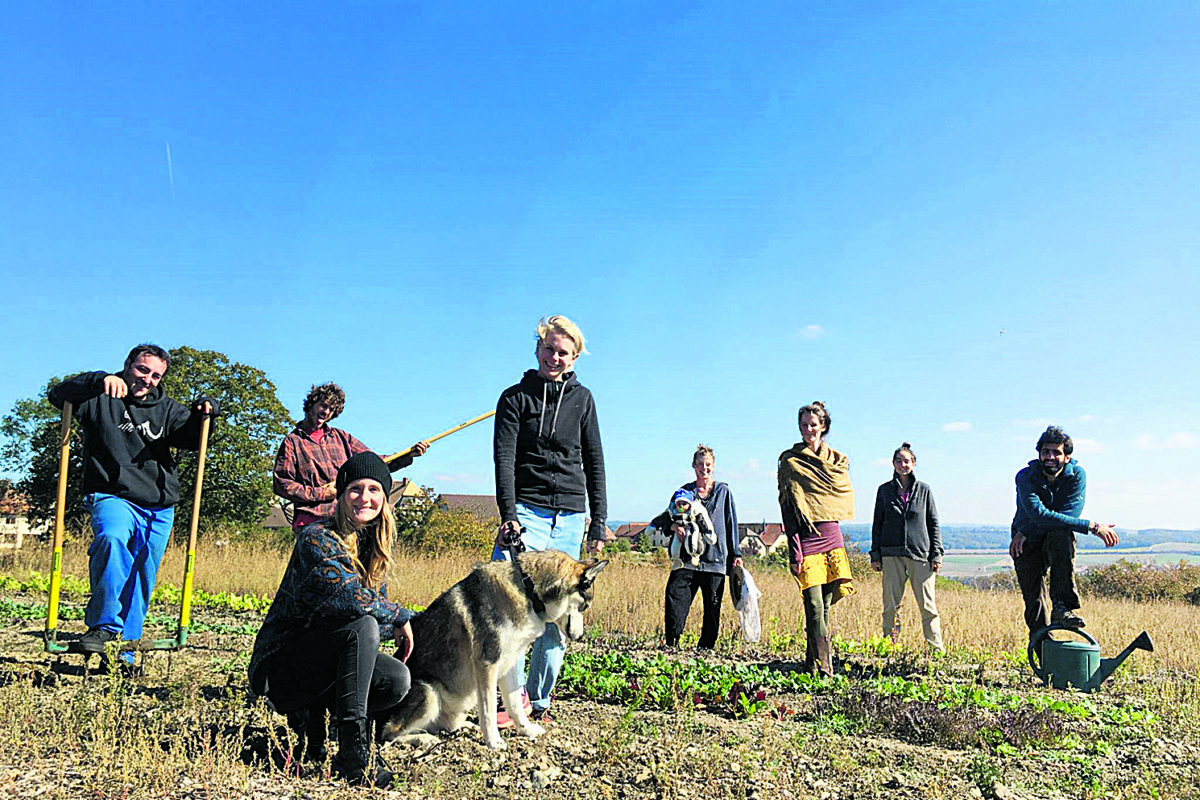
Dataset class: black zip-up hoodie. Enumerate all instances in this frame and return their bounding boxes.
[48,371,214,509]
[494,369,607,541]
[869,473,942,564]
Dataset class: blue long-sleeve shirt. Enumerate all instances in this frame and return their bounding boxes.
[1011,459,1091,542]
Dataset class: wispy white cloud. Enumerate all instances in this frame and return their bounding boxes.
[870,457,892,467]
[793,324,826,340]
[1078,414,1098,424]
[942,421,972,433]
[1072,438,1103,454]
[1133,433,1199,451]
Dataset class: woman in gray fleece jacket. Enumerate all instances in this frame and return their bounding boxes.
[869,442,943,652]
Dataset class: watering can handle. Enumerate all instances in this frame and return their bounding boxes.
[1028,624,1099,680]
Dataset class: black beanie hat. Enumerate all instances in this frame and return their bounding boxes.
[336,452,393,498]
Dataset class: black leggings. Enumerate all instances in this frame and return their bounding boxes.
[664,569,726,649]
[264,615,410,723]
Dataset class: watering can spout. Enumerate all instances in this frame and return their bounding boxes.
[1089,631,1154,690]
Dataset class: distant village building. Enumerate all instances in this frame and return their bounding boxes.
[738,522,785,557]
[437,492,500,522]
[611,522,652,548]
[391,477,427,508]
[0,490,45,550]
[435,492,612,544]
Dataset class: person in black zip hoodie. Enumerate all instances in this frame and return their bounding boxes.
[869,442,943,652]
[47,344,217,661]
[492,315,607,722]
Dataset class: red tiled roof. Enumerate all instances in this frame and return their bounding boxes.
[439,494,501,521]
[759,523,784,545]
[0,492,30,516]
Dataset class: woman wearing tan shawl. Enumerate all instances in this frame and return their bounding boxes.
[777,401,855,676]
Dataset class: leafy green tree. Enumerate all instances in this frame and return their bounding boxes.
[0,377,88,531]
[162,346,290,534]
[0,347,290,534]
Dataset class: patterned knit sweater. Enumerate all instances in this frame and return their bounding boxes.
[248,521,415,696]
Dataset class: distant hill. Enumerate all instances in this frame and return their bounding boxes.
[841,524,1200,552]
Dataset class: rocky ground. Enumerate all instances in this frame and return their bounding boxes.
[0,596,1197,800]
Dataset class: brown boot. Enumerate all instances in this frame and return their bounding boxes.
[815,635,833,677]
[803,627,820,675]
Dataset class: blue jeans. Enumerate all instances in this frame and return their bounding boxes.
[492,503,584,711]
[85,493,175,644]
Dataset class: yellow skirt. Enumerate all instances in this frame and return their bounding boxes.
[794,547,856,603]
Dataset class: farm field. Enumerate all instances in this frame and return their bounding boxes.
[939,548,1199,578]
[0,541,1198,799]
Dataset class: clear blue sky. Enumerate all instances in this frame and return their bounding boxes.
[3,2,1197,529]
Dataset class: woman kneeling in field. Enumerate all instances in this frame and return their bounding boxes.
[249,452,415,788]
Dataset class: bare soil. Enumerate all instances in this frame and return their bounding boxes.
[0,595,1197,800]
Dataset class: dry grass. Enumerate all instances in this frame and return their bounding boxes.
[2,538,1199,799]
[573,554,1200,677]
[6,539,1198,677]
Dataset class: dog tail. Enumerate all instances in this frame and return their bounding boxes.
[379,680,441,742]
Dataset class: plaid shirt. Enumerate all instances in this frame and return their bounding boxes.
[273,425,370,523]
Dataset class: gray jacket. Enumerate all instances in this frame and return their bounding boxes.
[870,475,942,564]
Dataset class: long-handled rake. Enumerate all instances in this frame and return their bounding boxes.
[382,409,496,465]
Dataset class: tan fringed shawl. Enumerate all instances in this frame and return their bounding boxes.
[777,441,856,531]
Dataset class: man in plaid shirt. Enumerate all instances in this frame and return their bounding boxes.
[273,383,429,530]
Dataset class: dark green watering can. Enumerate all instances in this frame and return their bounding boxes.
[1028,625,1153,692]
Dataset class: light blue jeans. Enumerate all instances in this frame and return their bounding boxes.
[492,502,584,711]
[85,493,175,647]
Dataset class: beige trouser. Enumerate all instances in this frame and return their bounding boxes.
[881,556,943,651]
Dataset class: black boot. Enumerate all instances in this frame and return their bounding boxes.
[286,706,328,765]
[332,719,393,788]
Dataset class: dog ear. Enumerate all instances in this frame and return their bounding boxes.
[582,559,609,583]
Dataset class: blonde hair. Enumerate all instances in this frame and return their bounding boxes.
[333,497,397,590]
[692,443,714,467]
[535,315,588,356]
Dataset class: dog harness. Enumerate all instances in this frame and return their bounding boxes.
[513,559,547,616]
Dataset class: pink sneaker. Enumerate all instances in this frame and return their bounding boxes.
[494,691,532,730]
[495,707,516,730]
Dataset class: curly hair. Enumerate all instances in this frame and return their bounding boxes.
[1036,426,1074,456]
[303,383,346,419]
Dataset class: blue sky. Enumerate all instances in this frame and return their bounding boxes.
[3,2,1197,529]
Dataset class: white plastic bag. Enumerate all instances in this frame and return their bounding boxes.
[735,566,762,643]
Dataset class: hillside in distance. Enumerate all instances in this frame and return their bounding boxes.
[840,524,1200,552]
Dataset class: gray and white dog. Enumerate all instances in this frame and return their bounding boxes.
[381,550,608,749]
